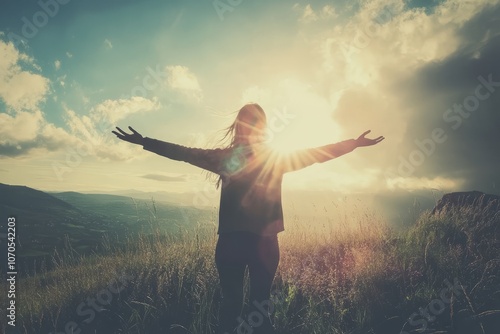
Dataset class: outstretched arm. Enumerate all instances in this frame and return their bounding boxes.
[112,126,226,174]
[278,130,384,173]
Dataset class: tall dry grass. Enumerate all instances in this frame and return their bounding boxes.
[1,201,498,333]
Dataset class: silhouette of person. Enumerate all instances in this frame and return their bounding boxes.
[112,103,384,334]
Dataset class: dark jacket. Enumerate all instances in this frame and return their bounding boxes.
[142,138,357,236]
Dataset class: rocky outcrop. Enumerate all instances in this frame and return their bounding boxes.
[431,191,500,214]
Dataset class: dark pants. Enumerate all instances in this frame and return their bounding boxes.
[215,231,280,334]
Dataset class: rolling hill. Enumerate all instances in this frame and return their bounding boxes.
[0,183,213,275]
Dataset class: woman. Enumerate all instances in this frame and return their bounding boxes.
[112,103,384,333]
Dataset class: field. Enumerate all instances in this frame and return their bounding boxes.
[1,202,499,334]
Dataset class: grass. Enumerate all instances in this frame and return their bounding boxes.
[1,202,499,334]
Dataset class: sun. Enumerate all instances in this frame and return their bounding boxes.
[263,129,300,154]
[265,139,295,154]
[263,124,341,155]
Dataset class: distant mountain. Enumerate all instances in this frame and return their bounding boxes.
[0,184,213,275]
[0,183,80,215]
[65,188,217,207]
[0,184,105,273]
[51,191,214,227]
[52,191,147,217]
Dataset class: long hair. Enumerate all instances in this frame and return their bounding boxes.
[208,103,267,189]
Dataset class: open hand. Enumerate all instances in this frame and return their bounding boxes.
[112,126,144,145]
[355,130,384,147]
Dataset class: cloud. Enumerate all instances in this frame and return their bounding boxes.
[0,36,160,161]
[55,60,61,71]
[104,38,113,49]
[319,0,500,85]
[293,4,318,22]
[0,109,82,158]
[0,110,43,143]
[321,5,338,20]
[141,174,187,182]
[0,39,49,111]
[57,74,67,87]
[391,2,500,193]
[295,0,500,194]
[66,52,73,58]
[61,110,141,161]
[293,3,338,23]
[165,65,203,100]
[61,95,161,161]
[386,176,465,192]
[330,1,500,193]
[0,38,68,158]
[89,96,160,124]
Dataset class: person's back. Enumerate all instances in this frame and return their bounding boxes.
[217,143,285,236]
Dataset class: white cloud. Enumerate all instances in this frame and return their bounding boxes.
[293,3,338,23]
[66,51,73,58]
[302,4,318,22]
[54,60,61,71]
[104,38,113,49]
[0,38,160,160]
[286,0,500,193]
[165,65,203,100]
[39,122,80,151]
[57,74,67,87]
[320,0,499,84]
[0,38,63,157]
[65,105,135,158]
[321,5,337,18]
[0,107,83,158]
[89,96,160,124]
[0,39,49,111]
[0,110,44,143]
[0,71,49,111]
[59,96,161,161]
[386,176,464,191]
[314,0,500,133]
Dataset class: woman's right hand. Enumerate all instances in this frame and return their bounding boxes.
[112,126,144,145]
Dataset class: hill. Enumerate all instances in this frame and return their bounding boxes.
[50,191,210,226]
[0,184,213,275]
[0,183,77,213]
[0,183,104,262]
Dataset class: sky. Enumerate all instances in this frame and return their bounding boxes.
[1,0,499,206]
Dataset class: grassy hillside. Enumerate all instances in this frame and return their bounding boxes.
[0,184,110,266]
[1,203,499,334]
[0,184,213,276]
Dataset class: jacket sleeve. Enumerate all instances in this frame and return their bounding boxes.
[142,137,227,174]
[277,139,358,173]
